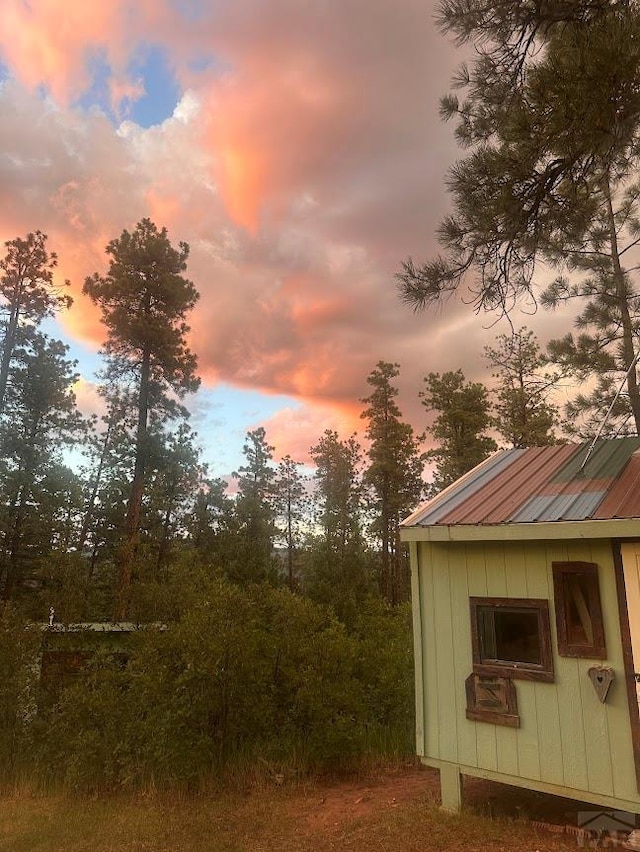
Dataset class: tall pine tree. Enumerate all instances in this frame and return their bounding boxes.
[84,219,200,618]
[0,232,71,417]
[484,328,560,447]
[361,362,423,604]
[422,370,496,494]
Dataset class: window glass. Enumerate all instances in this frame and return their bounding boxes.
[470,597,554,682]
[479,607,542,664]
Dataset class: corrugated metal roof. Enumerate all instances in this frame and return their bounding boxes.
[403,437,640,528]
[595,451,640,518]
[404,449,525,527]
[511,491,605,523]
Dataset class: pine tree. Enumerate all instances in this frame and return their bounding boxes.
[187,475,235,559]
[231,427,277,584]
[144,423,204,574]
[0,232,71,416]
[310,430,363,559]
[398,2,640,434]
[484,328,560,447]
[422,370,496,494]
[0,334,86,601]
[83,219,200,618]
[360,362,423,604]
[306,430,372,620]
[273,455,309,591]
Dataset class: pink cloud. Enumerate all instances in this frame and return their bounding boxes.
[259,401,364,466]
[0,0,176,104]
[0,0,572,469]
[109,75,146,117]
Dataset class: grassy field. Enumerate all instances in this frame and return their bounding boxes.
[0,766,583,852]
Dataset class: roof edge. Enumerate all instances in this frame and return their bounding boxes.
[400,517,640,543]
[400,450,515,527]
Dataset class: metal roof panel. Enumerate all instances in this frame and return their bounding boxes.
[402,449,523,526]
[403,438,640,529]
[436,444,578,525]
[512,491,606,523]
[594,451,640,518]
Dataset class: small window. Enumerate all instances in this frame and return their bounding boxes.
[470,597,554,682]
[553,561,606,659]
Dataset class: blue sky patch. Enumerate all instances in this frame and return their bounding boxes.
[128,45,181,128]
[73,45,180,128]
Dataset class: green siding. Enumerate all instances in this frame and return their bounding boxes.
[433,547,458,763]
[419,545,439,760]
[413,537,640,810]
[449,544,476,768]
[410,542,424,758]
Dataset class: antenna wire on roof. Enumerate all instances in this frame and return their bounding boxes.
[580,350,640,472]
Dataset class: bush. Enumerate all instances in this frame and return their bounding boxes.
[0,606,41,783]
[32,578,415,790]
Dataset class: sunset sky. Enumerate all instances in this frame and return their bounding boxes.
[0,0,572,478]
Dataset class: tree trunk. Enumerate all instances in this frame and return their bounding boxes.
[77,409,116,553]
[286,492,294,590]
[2,483,28,602]
[156,496,174,575]
[604,173,640,433]
[0,304,20,418]
[114,347,151,620]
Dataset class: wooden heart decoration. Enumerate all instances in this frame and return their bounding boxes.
[588,666,615,703]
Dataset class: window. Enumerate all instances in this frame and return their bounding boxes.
[470,597,554,682]
[553,561,606,659]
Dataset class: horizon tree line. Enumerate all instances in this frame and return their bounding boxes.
[0,220,621,624]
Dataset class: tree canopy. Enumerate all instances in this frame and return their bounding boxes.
[398,0,640,434]
[84,219,200,618]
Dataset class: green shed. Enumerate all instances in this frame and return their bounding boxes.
[400,437,640,816]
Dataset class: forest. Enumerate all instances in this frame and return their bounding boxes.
[5,0,640,794]
[0,219,565,790]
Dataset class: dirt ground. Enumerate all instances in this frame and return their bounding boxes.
[0,764,624,851]
[293,763,620,845]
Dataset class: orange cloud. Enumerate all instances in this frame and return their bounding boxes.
[261,399,363,466]
[0,1,121,101]
[0,0,525,478]
[215,133,266,233]
[0,0,176,104]
[201,50,345,231]
[145,188,182,233]
[109,75,146,117]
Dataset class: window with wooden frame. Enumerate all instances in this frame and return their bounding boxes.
[470,597,554,682]
[552,561,606,659]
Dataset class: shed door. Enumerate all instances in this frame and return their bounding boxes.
[620,543,640,708]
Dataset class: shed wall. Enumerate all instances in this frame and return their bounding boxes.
[413,538,640,807]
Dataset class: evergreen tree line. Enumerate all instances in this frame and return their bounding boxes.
[0,222,419,788]
[0,223,597,623]
[7,0,640,789]
[0,222,565,790]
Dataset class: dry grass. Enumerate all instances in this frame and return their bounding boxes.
[0,767,582,852]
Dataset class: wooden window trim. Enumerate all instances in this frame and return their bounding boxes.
[470,596,555,683]
[552,561,606,659]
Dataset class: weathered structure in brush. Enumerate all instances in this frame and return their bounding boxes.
[401,438,640,815]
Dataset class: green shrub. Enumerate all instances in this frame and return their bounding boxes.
[31,578,415,790]
[0,606,41,783]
